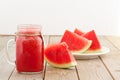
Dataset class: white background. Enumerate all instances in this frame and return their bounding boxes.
[0,0,120,35]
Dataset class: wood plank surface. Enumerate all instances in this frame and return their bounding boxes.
[98,36,118,51]
[99,36,120,80]
[0,48,15,80]
[77,58,113,80]
[0,36,15,80]
[44,35,79,80]
[105,36,120,50]
[76,35,113,80]
[0,35,120,80]
[9,70,44,80]
[48,35,62,44]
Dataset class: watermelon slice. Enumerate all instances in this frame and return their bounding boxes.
[74,28,85,35]
[82,30,102,52]
[44,42,77,68]
[60,30,92,53]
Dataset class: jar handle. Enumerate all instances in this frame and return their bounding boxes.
[39,34,44,63]
[6,39,15,65]
[42,35,44,56]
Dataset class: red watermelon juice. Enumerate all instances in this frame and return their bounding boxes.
[16,25,44,73]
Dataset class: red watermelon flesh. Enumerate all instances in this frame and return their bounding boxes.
[44,42,77,68]
[60,30,92,53]
[74,28,85,35]
[82,30,101,52]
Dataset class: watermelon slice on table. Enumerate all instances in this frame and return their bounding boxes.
[44,42,77,68]
[74,28,85,35]
[82,30,102,52]
[60,30,92,53]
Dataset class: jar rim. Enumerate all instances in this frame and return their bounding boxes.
[17,24,42,30]
[15,32,42,36]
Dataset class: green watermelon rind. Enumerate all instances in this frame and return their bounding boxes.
[84,48,102,53]
[71,40,92,53]
[44,56,77,68]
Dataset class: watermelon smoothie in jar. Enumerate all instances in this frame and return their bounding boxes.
[6,24,44,74]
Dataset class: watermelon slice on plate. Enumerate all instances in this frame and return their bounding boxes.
[60,30,92,53]
[44,42,77,68]
[82,30,102,52]
[73,46,110,59]
[74,28,85,35]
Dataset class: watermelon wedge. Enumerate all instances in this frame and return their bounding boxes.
[74,28,85,35]
[44,42,77,68]
[82,30,102,52]
[60,30,92,53]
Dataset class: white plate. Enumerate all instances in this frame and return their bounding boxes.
[72,46,110,59]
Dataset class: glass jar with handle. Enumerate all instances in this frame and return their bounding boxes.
[6,24,44,74]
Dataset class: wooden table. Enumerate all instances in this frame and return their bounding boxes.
[0,35,120,80]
